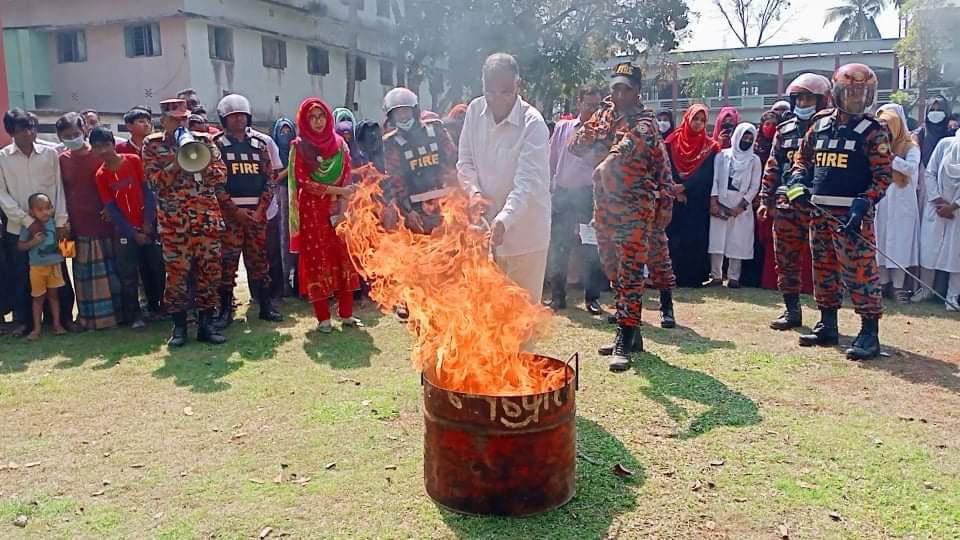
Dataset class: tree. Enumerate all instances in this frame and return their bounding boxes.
[683,55,746,102]
[712,0,793,47]
[825,0,887,41]
[896,0,953,116]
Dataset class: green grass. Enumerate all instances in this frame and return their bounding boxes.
[1,288,959,539]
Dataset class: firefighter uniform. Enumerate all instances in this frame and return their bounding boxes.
[382,119,459,234]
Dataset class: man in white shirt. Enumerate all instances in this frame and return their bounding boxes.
[457,53,552,303]
[0,108,73,335]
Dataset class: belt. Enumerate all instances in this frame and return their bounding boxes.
[231,196,260,206]
[410,187,454,204]
[810,195,854,208]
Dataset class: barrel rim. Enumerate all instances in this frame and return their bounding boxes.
[421,353,578,398]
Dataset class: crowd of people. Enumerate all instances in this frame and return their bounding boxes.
[0,53,957,372]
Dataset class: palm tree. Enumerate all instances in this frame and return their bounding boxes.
[825,0,887,41]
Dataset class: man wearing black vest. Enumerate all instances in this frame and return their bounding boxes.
[213,94,283,329]
[786,63,892,360]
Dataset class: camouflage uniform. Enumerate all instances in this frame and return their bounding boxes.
[142,131,227,313]
[791,109,892,318]
[213,131,274,295]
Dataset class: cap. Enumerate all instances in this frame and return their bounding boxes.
[160,99,189,119]
[610,62,642,89]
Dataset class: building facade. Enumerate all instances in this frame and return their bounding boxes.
[3,0,429,126]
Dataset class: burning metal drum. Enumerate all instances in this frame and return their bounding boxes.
[422,354,578,517]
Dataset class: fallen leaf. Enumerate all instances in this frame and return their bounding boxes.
[103,452,111,458]
[710,459,725,467]
[384,464,398,470]
[872,438,883,447]
[325,462,337,470]
[232,432,248,440]
[183,407,194,417]
[293,476,311,485]
[690,480,703,492]
[797,480,818,490]
[361,400,372,406]
[337,378,361,386]
[153,512,164,519]
[274,463,289,484]
[778,523,790,539]
[90,489,105,497]
[829,511,843,521]
[102,480,111,486]
[611,463,634,477]
[705,520,716,530]
[130,463,145,469]
[23,461,41,468]
[897,414,914,422]
[13,515,28,528]
[923,481,935,490]
[6,462,19,470]
[259,526,274,539]
[386,435,399,441]
[180,471,188,477]
[577,452,601,465]
[248,478,265,485]
[733,497,747,502]
[706,480,716,489]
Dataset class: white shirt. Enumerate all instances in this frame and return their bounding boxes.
[457,96,551,256]
[0,142,68,235]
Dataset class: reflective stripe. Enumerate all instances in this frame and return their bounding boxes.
[240,153,250,160]
[425,125,436,137]
[395,135,408,146]
[815,139,826,150]
[429,142,439,152]
[853,119,871,134]
[410,187,454,204]
[232,196,260,206]
[782,140,793,149]
[226,153,236,160]
[252,153,260,161]
[417,146,428,155]
[827,139,839,149]
[404,150,415,160]
[843,140,857,151]
[811,194,854,207]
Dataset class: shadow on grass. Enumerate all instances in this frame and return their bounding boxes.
[563,306,735,355]
[849,344,960,395]
[151,319,294,393]
[440,417,644,540]
[0,324,166,374]
[633,352,761,439]
[303,324,382,369]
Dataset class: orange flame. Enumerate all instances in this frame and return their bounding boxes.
[341,165,567,396]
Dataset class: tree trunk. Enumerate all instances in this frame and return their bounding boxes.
[344,0,360,109]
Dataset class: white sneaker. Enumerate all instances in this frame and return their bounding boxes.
[317,320,333,333]
[340,317,364,328]
[911,288,933,303]
[947,298,960,312]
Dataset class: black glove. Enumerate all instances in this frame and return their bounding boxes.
[838,197,870,236]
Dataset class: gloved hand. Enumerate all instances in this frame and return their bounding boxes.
[784,183,811,206]
[838,197,870,236]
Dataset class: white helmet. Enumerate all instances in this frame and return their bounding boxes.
[383,87,418,115]
[217,94,252,124]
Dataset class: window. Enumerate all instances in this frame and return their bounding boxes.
[124,23,162,58]
[740,79,759,97]
[380,60,394,86]
[355,56,367,82]
[56,30,87,63]
[377,0,390,17]
[307,46,330,76]
[262,36,287,69]
[208,25,234,61]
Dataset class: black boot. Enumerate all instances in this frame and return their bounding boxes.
[167,312,188,348]
[659,289,676,329]
[255,280,283,322]
[771,293,803,330]
[212,290,233,331]
[798,308,839,347]
[599,324,644,356]
[846,317,880,360]
[197,309,227,345]
[609,325,640,372]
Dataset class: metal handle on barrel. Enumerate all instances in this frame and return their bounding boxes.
[565,352,579,391]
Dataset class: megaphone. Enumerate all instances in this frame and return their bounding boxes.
[175,127,212,173]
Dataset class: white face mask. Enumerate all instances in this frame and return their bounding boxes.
[396,118,415,131]
[928,110,947,124]
[63,135,86,151]
[657,120,671,134]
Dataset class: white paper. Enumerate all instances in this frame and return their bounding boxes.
[578,223,598,246]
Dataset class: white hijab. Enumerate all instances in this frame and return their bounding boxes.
[937,132,960,196]
[723,123,758,190]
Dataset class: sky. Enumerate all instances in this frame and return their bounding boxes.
[681,0,901,51]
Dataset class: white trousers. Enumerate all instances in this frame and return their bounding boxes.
[495,249,549,305]
[710,254,742,281]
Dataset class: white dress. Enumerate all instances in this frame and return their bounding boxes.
[875,145,921,269]
[708,126,761,260]
[919,137,960,273]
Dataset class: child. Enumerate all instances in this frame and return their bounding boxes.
[706,123,762,289]
[91,127,162,329]
[17,193,68,340]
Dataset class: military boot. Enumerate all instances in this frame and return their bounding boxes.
[167,312,188,348]
[659,289,676,329]
[212,290,234,331]
[771,293,802,330]
[255,280,283,322]
[197,309,227,345]
[798,308,839,347]
[609,325,640,372]
[846,317,880,360]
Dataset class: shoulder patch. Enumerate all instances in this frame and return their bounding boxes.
[853,119,873,134]
[779,118,797,134]
[815,117,833,132]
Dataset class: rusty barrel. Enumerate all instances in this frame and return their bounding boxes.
[422,354,577,517]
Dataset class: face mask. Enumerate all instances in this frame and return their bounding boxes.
[739,138,754,151]
[657,120,671,134]
[927,111,947,124]
[396,118,415,131]
[63,136,86,151]
[794,105,816,120]
[761,124,776,139]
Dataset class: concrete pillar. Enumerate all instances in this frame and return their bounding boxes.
[671,63,678,117]
[0,14,10,147]
[776,57,784,98]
